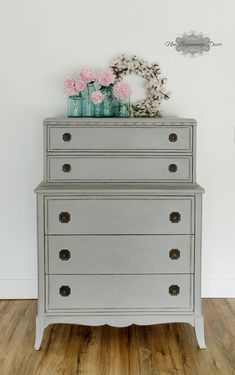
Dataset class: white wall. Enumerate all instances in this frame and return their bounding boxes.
[0,0,234,298]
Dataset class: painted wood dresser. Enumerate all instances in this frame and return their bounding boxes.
[34,117,206,350]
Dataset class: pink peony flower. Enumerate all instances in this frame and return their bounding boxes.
[63,77,85,95]
[79,69,96,83]
[91,90,105,104]
[113,82,132,99]
[74,79,85,92]
[63,78,77,95]
[97,70,115,86]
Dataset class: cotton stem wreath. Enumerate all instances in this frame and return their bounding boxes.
[110,54,170,117]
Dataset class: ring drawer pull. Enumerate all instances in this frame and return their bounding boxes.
[169,249,180,260]
[62,163,71,173]
[59,212,71,223]
[63,133,71,142]
[169,285,180,296]
[59,285,71,297]
[169,212,181,223]
[169,133,178,142]
[59,249,71,261]
[169,164,177,173]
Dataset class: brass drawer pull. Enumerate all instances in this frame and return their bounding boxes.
[62,163,71,173]
[59,249,71,261]
[169,133,177,142]
[169,249,180,260]
[169,212,181,223]
[63,133,71,142]
[59,285,71,297]
[169,285,180,296]
[59,212,71,223]
[169,164,177,173]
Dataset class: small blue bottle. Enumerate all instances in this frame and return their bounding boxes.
[102,86,114,117]
[114,97,131,117]
[83,82,95,117]
[67,93,83,117]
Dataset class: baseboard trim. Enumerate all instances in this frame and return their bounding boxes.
[0,279,37,299]
[0,278,234,299]
[202,278,235,298]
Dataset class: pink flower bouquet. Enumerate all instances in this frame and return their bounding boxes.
[63,67,132,117]
[63,78,85,96]
[97,70,115,87]
[113,82,132,99]
[91,90,105,104]
[79,69,96,83]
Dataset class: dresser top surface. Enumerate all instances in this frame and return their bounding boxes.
[44,117,196,126]
[35,182,204,194]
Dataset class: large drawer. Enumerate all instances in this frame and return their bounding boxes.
[46,274,193,311]
[47,126,192,152]
[46,235,194,274]
[46,198,194,235]
[47,156,192,182]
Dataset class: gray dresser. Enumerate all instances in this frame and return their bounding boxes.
[34,117,206,350]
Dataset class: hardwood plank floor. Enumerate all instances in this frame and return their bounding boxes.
[0,299,234,375]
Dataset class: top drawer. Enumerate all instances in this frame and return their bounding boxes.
[47,126,192,153]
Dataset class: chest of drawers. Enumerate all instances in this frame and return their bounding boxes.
[34,117,206,350]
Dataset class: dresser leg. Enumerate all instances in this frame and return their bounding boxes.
[194,316,206,349]
[34,316,45,350]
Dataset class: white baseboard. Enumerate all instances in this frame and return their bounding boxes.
[0,279,37,299]
[0,278,234,299]
[202,278,235,298]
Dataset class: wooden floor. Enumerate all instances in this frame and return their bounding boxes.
[0,299,234,375]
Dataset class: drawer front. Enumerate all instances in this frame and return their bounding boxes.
[46,198,194,235]
[47,274,193,311]
[46,235,194,274]
[47,126,192,152]
[46,197,194,234]
[47,156,192,182]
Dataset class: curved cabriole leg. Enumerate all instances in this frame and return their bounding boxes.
[194,316,206,349]
[34,316,45,350]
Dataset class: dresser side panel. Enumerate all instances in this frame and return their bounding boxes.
[194,193,203,315]
[36,194,46,316]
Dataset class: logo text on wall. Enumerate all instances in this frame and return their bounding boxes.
[165,32,222,57]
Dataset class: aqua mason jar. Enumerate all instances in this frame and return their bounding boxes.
[67,93,83,117]
[93,101,104,117]
[102,86,114,117]
[83,82,95,117]
[114,97,131,117]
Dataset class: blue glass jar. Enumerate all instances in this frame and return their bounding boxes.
[114,97,131,117]
[83,82,95,116]
[102,86,114,117]
[67,93,83,117]
[93,102,104,117]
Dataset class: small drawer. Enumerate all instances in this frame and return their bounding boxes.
[47,156,192,182]
[46,274,193,311]
[46,197,194,235]
[46,235,194,274]
[47,126,192,153]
